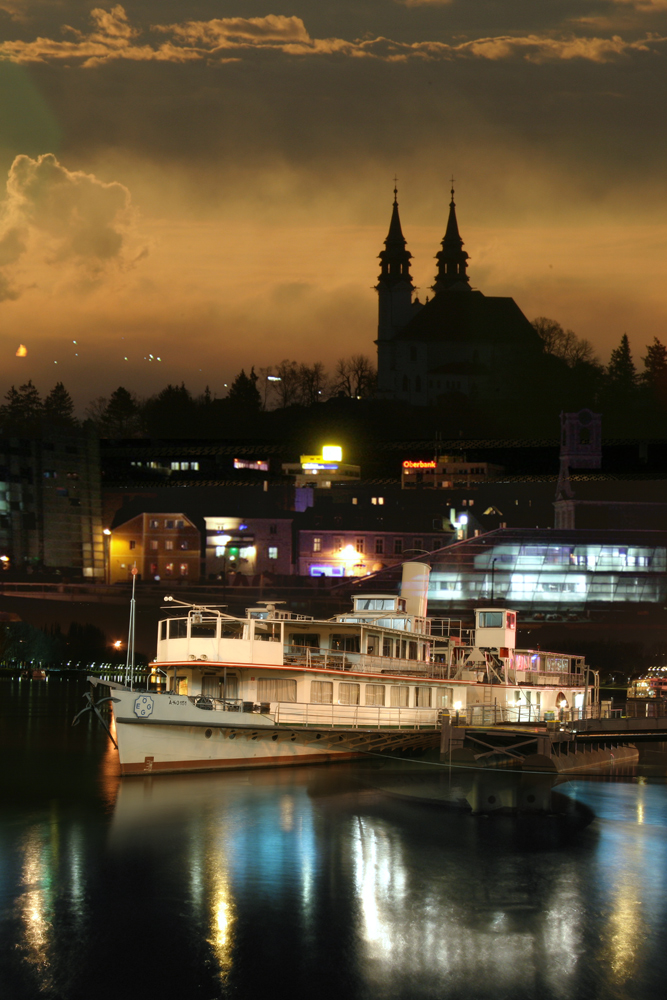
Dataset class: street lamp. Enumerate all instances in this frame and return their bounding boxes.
[103,528,111,584]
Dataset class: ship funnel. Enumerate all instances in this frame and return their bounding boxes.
[400,561,431,618]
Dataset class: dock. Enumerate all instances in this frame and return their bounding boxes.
[437,715,661,772]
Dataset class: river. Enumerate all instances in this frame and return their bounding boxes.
[1,676,666,1000]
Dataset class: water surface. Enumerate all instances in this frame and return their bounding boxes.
[2,677,666,1000]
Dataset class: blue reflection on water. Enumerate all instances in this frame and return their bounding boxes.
[2,678,667,1000]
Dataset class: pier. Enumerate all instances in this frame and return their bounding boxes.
[437,714,666,771]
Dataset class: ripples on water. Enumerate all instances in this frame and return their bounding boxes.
[2,677,667,1000]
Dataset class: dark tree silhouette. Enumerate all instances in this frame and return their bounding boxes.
[227,367,262,413]
[0,380,42,431]
[606,334,637,394]
[43,382,77,426]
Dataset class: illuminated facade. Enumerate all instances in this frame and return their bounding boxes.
[426,528,667,615]
[110,512,200,583]
[204,515,293,578]
[298,529,447,577]
[282,446,360,488]
[401,455,504,488]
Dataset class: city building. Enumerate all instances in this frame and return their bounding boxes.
[281,446,360,488]
[109,513,200,583]
[401,454,505,488]
[375,186,543,405]
[0,424,104,578]
[204,515,293,579]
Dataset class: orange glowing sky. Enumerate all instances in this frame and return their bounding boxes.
[1,1,667,408]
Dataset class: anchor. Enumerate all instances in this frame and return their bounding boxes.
[72,690,120,750]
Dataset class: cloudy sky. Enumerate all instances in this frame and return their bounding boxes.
[1,0,667,407]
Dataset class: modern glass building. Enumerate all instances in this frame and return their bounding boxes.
[424,528,667,614]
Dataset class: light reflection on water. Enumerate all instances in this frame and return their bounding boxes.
[4,677,667,1000]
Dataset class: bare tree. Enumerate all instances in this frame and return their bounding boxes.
[532,317,598,367]
[297,362,328,405]
[271,360,302,408]
[332,355,376,397]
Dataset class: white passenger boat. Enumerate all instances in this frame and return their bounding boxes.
[92,564,595,775]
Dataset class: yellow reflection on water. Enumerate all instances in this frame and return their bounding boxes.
[280,794,295,832]
[601,877,643,984]
[17,823,55,988]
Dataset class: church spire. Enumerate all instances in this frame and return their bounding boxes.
[432,181,470,293]
[376,184,414,290]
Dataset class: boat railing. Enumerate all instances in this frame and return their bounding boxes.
[272,701,440,730]
[511,670,585,688]
[283,644,449,677]
[456,702,604,726]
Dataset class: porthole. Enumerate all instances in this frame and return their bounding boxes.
[251,734,258,741]
[228,733,236,740]
[487,795,496,805]
[272,734,278,741]
[205,729,212,739]
[290,734,296,742]
[316,734,321,740]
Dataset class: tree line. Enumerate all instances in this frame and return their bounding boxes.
[2,327,667,440]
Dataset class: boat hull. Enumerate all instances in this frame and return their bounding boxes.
[115,719,440,775]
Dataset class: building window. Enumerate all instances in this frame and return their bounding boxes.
[165,562,174,576]
[270,525,277,535]
[375,538,384,555]
[176,518,185,527]
[356,538,364,554]
[394,539,403,555]
[150,563,158,575]
[165,540,174,550]
[149,519,159,529]
[180,541,189,550]
[150,540,159,551]
[129,540,136,550]
[333,537,342,552]
[165,520,175,529]
[313,536,322,553]
[371,497,385,505]
[413,538,423,550]
[180,563,188,576]
[268,546,278,560]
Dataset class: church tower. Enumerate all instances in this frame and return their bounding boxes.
[376,187,418,394]
[432,185,470,294]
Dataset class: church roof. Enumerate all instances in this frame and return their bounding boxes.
[394,289,542,349]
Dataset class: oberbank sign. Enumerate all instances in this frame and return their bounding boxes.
[402,460,437,470]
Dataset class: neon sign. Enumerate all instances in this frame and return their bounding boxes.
[403,460,437,470]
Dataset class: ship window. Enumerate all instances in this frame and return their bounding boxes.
[201,676,221,698]
[160,621,167,640]
[289,633,320,648]
[382,637,392,657]
[390,686,409,707]
[338,683,360,705]
[365,684,385,706]
[331,634,360,653]
[191,621,216,638]
[310,681,333,703]
[409,641,418,660]
[257,678,296,702]
[169,618,188,639]
[415,687,431,707]
[478,612,503,628]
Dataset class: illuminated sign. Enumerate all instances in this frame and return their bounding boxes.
[403,460,437,470]
[322,445,343,462]
[302,463,339,471]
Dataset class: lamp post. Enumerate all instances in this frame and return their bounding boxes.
[490,557,498,603]
[103,528,111,584]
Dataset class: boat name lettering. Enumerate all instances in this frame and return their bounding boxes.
[168,697,187,706]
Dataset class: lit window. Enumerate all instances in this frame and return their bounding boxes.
[313,536,322,552]
[171,462,179,470]
[215,546,225,557]
[180,541,189,550]
[333,537,342,552]
[165,540,174,550]
[180,563,188,576]
[165,562,174,576]
[371,497,385,506]
[149,519,159,529]
[129,540,136,550]
[150,540,158,551]
[268,546,278,560]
